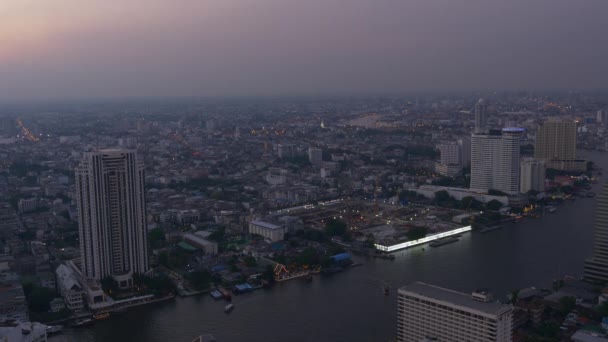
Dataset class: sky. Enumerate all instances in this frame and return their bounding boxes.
[1,0,607,100]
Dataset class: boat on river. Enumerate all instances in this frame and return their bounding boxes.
[429,237,459,247]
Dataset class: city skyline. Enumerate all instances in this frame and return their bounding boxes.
[2,2,608,340]
[2,0,608,101]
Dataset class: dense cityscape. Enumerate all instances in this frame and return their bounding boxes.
[3,1,608,341]
[0,93,606,341]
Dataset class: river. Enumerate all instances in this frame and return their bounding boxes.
[52,150,607,342]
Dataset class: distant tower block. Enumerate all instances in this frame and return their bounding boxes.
[474,98,488,134]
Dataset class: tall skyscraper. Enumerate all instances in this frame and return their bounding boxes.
[585,183,608,282]
[397,282,513,342]
[474,98,488,134]
[519,158,545,194]
[470,128,523,195]
[75,149,148,288]
[534,120,584,171]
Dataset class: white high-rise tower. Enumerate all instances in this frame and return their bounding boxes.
[75,149,148,288]
[470,128,523,195]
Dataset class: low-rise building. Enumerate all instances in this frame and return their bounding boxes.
[183,233,218,255]
[0,272,28,322]
[248,220,285,242]
[0,321,47,342]
[55,265,84,311]
[49,297,65,313]
[397,282,512,342]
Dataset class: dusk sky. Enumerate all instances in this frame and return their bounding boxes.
[1,0,607,100]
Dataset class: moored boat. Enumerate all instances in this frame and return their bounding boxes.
[224,304,234,313]
[429,237,459,247]
[93,312,110,320]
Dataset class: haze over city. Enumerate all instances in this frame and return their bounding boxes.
[2,0,608,101]
[4,1,608,342]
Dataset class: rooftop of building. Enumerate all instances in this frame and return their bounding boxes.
[398,281,512,317]
[249,220,282,230]
[0,322,47,342]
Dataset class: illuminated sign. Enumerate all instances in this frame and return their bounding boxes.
[374,226,472,252]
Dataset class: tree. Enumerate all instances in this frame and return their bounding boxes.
[486,200,503,211]
[598,301,608,317]
[243,256,257,267]
[100,276,119,295]
[208,226,226,242]
[262,265,275,282]
[510,289,520,304]
[364,234,376,248]
[158,251,169,267]
[187,270,212,291]
[148,228,166,249]
[558,296,576,315]
[434,190,451,202]
[406,226,428,241]
[325,219,347,237]
[488,189,508,196]
[23,283,55,313]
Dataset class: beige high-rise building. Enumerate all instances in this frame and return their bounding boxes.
[75,149,149,288]
[397,282,513,342]
[534,120,584,171]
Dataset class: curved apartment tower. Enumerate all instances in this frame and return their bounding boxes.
[75,149,148,288]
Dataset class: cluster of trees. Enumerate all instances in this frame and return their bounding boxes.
[433,190,503,212]
[273,245,345,269]
[185,270,212,291]
[158,247,190,270]
[406,145,439,158]
[23,282,56,313]
[22,282,71,322]
[134,274,176,296]
[148,228,166,249]
[405,226,428,241]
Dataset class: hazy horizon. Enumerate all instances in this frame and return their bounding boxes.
[2,0,608,101]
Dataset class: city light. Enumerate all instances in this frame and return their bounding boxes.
[374,226,472,252]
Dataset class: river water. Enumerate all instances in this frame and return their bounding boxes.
[52,150,606,342]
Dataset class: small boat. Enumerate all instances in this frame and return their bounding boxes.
[479,225,503,234]
[46,325,63,334]
[218,287,232,301]
[224,304,235,313]
[93,312,110,320]
[546,206,557,213]
[429,237,459,247]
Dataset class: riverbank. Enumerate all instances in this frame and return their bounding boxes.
[54,150,606,342]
